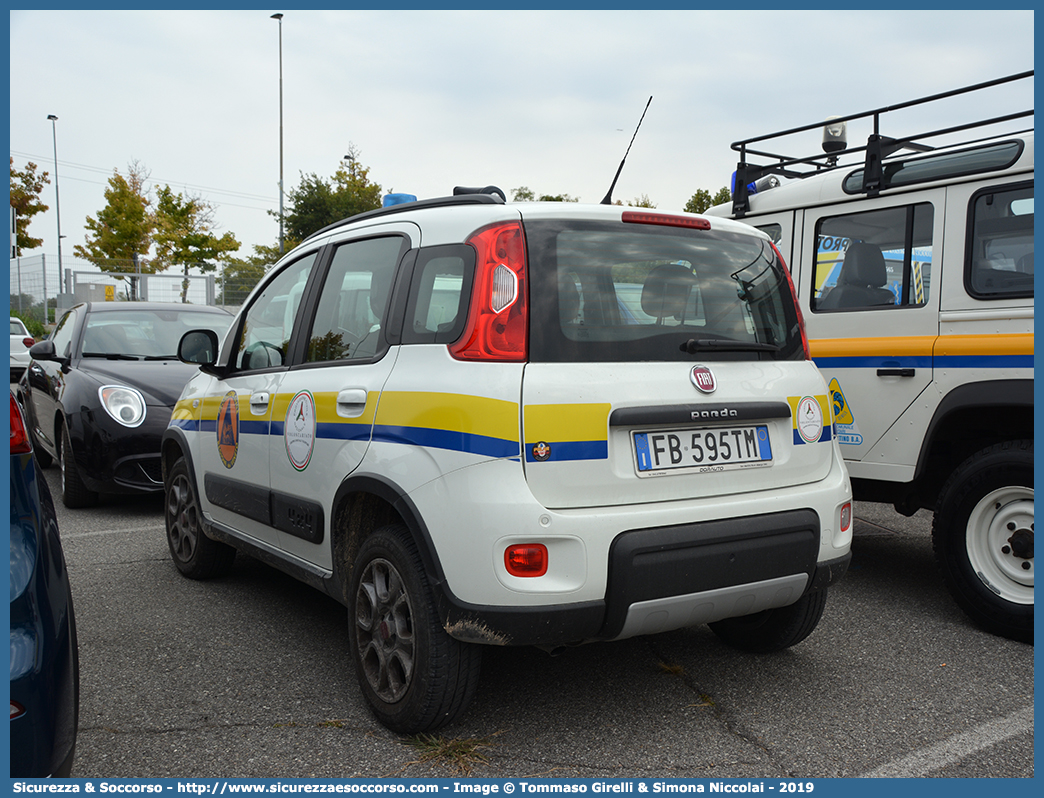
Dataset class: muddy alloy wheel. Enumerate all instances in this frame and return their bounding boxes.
[164,456,235,579]
[354,555,416,704]
[348,524,481,733]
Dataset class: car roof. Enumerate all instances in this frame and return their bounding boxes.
[80,302,232,315]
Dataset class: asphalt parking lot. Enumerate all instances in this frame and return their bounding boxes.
[43,465,1033,780]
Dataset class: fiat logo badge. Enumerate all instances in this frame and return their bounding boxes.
[690,365,716,393]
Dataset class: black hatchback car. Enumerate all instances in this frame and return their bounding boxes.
[19,302,232,508]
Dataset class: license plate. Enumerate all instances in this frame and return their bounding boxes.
[633,425,773,474]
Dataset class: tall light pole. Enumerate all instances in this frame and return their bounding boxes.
[271,13,284,256]
[47,114,63,272]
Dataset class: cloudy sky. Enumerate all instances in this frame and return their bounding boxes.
[8,8,1035,270]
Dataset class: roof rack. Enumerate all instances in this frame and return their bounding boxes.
[304,186,506,243]
[730,71,1033,217]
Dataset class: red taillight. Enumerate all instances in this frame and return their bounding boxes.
[11,700,26,720]
[622,210,711,230]
[450,221,528,361]
[772,241,810,360]
[504,544,548,578]
[10,394,31,454]
[840,502,852,533]
[22,337,34,349]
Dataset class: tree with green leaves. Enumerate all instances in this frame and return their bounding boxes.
[282,145,382,242]
[153,186,241,303]
[74,162,155,285]
[217,245,275,307]
[9,158,51,255]
[511,186,579,202]
[684,186,732,214]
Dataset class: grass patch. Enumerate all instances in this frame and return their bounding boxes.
[658,661,685,677]
[402,733,495,774]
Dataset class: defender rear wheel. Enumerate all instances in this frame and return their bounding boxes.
[348,524,481,733]
[932,440,1033,643]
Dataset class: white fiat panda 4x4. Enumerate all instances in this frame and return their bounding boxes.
[163,189,853,733]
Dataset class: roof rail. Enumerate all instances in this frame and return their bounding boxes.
[730,71,1033,217]
[304,188,506,243]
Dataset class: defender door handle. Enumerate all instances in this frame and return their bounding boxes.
[876,368,916,377]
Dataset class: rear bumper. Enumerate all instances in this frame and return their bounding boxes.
[437,509,850,647]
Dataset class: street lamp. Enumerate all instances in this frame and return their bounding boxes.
[47,114,63,274]
[271,13,284,256]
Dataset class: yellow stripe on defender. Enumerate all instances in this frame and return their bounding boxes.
[934,334,1033,357]
[810,336,936,358]
[523,403,611,444]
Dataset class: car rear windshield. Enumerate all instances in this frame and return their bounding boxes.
[524,220,805,362]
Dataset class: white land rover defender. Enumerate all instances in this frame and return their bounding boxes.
[163,188,852,732]
[707,71,1033,642]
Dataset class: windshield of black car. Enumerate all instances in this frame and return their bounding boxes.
[80,309,232,358]
[524,220,804,362]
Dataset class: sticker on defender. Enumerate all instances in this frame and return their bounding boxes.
[828,378,863,445]
[216,391,239,469]
[285,391,316,471]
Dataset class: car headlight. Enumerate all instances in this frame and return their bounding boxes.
[99,385,147,428]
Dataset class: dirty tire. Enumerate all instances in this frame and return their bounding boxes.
[165,456,235,579]
[709,588,828,653]
[348,524,481,733]
[59,423,97,508]
[932,440,1033,643]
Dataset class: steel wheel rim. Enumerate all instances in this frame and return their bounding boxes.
[166,473,200,562]
[966,485,1034,604]
[354,557,415,703]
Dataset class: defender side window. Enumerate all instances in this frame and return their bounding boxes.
[812,203,934,312]
[966,183,1033,299]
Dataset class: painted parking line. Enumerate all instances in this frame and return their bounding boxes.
[62,525,164,539]
[858,705,1034,777]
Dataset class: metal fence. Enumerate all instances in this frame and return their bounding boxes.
[9,254,263,326]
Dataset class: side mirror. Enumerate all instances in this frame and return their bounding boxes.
[28,339,58,361]
[178,329,220,365]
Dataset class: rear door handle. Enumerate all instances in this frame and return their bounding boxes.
[337,388,369,418]
[876,368,916,377]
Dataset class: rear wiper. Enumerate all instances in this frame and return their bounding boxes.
[82,352,140,360]
[679,337,780,354]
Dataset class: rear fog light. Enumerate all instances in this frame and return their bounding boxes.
[505,544,548,577]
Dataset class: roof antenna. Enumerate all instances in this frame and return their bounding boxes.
[601,96,652,205]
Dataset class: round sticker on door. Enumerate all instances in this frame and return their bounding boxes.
[216,391,239,469]
[285,391,316,471]
[796,396,824,443]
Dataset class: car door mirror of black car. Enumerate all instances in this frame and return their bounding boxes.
[178,329,220,366]
[28,339,58,361]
